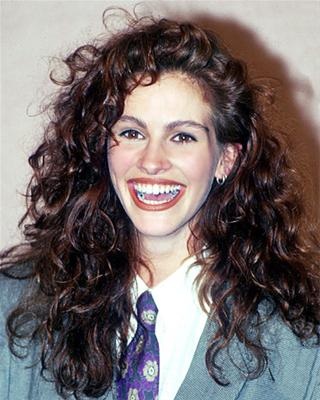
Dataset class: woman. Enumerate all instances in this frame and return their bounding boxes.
[1,13,319,400]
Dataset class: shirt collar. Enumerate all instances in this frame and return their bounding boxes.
[132,254,202,314]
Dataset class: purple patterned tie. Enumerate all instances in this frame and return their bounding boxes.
[116,291,160,400]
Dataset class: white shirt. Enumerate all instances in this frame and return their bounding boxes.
[131,256,208,400]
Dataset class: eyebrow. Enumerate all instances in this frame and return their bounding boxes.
[166,120,209,134]
[117,115,147,129]
[117,115,210,134]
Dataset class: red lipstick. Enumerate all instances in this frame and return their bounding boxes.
[127,178,186,211]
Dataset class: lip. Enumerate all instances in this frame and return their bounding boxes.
[127,178,186,211]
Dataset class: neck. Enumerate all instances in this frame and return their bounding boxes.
[138,230,192,287]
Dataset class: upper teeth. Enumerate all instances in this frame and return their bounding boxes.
[134,183,181,195]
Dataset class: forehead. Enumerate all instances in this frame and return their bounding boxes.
[122,72,212,124]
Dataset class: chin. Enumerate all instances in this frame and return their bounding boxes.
[131,217,185,238]
[135,226,178,239]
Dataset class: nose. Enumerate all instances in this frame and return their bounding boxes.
[137,141,172,175]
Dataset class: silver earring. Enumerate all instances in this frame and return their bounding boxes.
[216,175,227,185]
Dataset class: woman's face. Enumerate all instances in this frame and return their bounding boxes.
[108,73,230,242]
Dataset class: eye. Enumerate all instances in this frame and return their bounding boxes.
[171,133,197,144]
[119,129,144,140]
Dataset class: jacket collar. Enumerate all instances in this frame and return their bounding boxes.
[174,318,248,400]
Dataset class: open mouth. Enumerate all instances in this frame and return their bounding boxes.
[128,180,185,210]
[134,183,181,205]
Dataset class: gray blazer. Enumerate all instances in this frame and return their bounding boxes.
[1,276,320,400]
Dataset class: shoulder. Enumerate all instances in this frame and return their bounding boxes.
[0,271,31,352]
[0,273,34,399]
[0,272,30,323]
[0,271,31,324]
[0,272,113,400]
[259,306,320,361]
[177,312,320,400]
[272,314,320,376]
[241,311,320,400]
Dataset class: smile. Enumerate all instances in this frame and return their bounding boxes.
[134,183,181,204]
[127,179,186,211]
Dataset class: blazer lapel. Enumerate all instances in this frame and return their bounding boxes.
[174,318,247,400]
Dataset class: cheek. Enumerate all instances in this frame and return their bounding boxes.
[108,148,136,182]
[180,151,217,184]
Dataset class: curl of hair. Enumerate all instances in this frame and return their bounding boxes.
[1,12,320,397]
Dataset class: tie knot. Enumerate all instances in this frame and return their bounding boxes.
[136,291,158,331]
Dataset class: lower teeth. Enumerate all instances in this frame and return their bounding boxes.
[136,191,179,205]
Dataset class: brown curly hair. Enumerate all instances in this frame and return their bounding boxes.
[1,12,320,398]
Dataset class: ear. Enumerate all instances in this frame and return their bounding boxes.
[215,143,242,180]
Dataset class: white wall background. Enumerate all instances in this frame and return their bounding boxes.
[1,0,320,247]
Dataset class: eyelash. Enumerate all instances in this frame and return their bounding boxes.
[117,130,197,144]
[118,129,144,140]
[171,133,197,143]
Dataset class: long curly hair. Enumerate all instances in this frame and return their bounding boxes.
[1,12,320,398]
